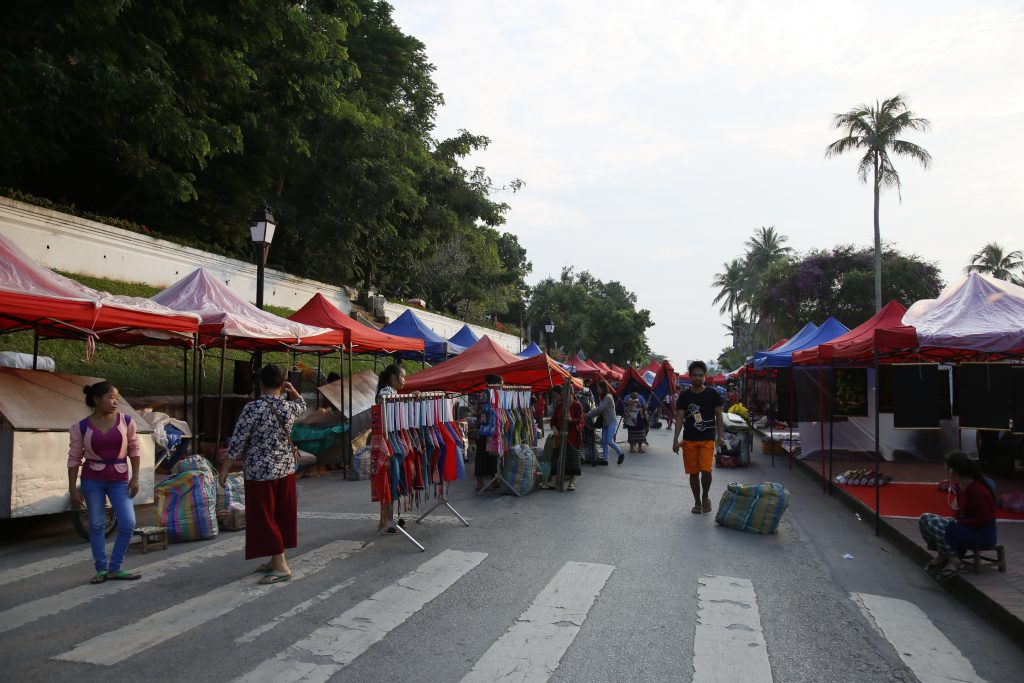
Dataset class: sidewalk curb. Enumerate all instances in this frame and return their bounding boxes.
[783,450,1024,649]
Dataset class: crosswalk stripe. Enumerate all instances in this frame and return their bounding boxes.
[0,536,243,635]
[851,592,985,683]
[234,578,355,644]
[693,575,773,683]
[54,539,367,666]
[461,561,614,682]
[0,548,94,587]
[235,549,488,682]
[298,511,470,526]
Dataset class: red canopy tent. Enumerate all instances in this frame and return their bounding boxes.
[641,360,661,376]
[402,336,574,393]
[0,232,200,347]
[792,301,907,366]
[566,354,603,380]
[288,293,424,355]
[152,269,344,350]
[610,363,626,379]
[614,366,653,398]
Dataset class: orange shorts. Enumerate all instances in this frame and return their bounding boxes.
[682,440,714,474]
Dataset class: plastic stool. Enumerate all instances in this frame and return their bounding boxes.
[965,544,1006,573]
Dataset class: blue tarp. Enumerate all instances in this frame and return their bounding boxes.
[379,309,466,362]
[754,318,849,368]
[448,324,481,348]
[518,342,543,358]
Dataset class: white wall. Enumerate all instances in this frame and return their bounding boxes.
[0,197,352,314]
[0,197,525,352]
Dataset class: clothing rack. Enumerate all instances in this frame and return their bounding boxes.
[376,392,469,552]
[477,384,537,497]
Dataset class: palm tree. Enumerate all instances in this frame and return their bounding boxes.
[826,94,931,312]
[744,226,791,275]
[966,242,1024,285]
[712,258,747,316]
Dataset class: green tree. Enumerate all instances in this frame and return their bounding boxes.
[826,94,932,313]
[966,242,1024,285]
[712,258,747,317]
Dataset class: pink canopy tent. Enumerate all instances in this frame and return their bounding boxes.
[152,269,344,350]
[566,354,603,380]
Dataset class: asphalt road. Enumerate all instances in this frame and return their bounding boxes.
[1,426,1020,682]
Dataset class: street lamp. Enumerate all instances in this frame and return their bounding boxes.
[250,206,276,377]
[544,319,555,357]
[609,346,614,360]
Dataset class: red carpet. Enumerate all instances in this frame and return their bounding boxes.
[837,482,1024,521]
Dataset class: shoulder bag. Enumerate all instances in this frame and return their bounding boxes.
[266,398,301,464]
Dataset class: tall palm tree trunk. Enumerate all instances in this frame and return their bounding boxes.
[872,153,882,313]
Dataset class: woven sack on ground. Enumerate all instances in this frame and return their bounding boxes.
[346,446,373,481]
[156,455,219,542]
[715,481,790,535]
[502,443,539,495]
[216,472,245,512]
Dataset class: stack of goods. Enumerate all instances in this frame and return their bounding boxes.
[155,455,219,542]
[216,473,246,531]
[715,481,790,534]
[834,469,893,486]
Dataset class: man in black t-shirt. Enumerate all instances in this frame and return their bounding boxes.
[672,361,725,515]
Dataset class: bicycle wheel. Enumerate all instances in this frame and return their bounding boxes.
[70,505,118,541]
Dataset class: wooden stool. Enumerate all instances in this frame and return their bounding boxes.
[130,526,168,553]
[964,544,1006,573]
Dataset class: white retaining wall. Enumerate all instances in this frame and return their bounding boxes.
[0,197,523,352]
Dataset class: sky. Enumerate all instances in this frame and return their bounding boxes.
[391,1,1024,366]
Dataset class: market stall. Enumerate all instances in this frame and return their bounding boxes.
[379,309,465,363]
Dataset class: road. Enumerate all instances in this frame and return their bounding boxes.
[1,426,1020,682]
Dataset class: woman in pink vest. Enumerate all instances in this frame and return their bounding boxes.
[68,382,142,584]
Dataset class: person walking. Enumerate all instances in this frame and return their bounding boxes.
[672,361,725,514]
[588,380,625,465]
[624,390,647,453]
[548,384,583,490]
[219,364,306,584]
[920,451,998,580]
[68,382,142,584]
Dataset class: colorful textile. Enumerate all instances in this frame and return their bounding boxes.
[155,455,219,542]
[715,482,790,534]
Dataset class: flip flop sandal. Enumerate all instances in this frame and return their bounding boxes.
[937,566,968,582]
[258,572,291,585]
[253,563,274,575]
[90,571,107,584]
[691,505,703,514]
[567,484,576,491]
[702,500,713,513]
[106,570,141,581]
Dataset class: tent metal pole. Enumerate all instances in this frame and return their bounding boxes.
[338,346,346,474]
[828,361,835,496]
[347,336,354,477]
[32,331,39,370]
[557,377,571,491]
[192,337,201,454]
[183,346,189,433]
[788,369,795,470]
[215,337,227,452]
[874,352,881,536]
[818,366,826,491]
[315,353,322,409]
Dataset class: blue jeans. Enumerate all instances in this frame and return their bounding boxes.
[80,478,136,573]
[601,424,624,461]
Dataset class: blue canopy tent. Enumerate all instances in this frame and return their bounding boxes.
[448,323,481,349]
[752,321,819,370]
[379,309,466,362]
[755,318,849,369]
[518,342,543,358]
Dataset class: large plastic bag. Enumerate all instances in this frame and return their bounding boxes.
[715,481,790,535]
[155,455,219,542]
[502,444,540,496]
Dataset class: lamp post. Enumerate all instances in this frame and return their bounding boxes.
[250,206,276,379]
[609,346,614,362]
[544,319,555,357]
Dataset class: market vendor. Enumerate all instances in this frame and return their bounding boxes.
[919,451,997,580]
[68,381,142,585]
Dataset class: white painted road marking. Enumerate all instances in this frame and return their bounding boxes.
[693,575,773,683]
[462,561,614,682]
[235,578,355,644]
[851,592,985,683]
[299,511,470,525]
[235,549,487,682]
[55,540,366,666]
[0,536,243,635]
[0,548,94,587]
